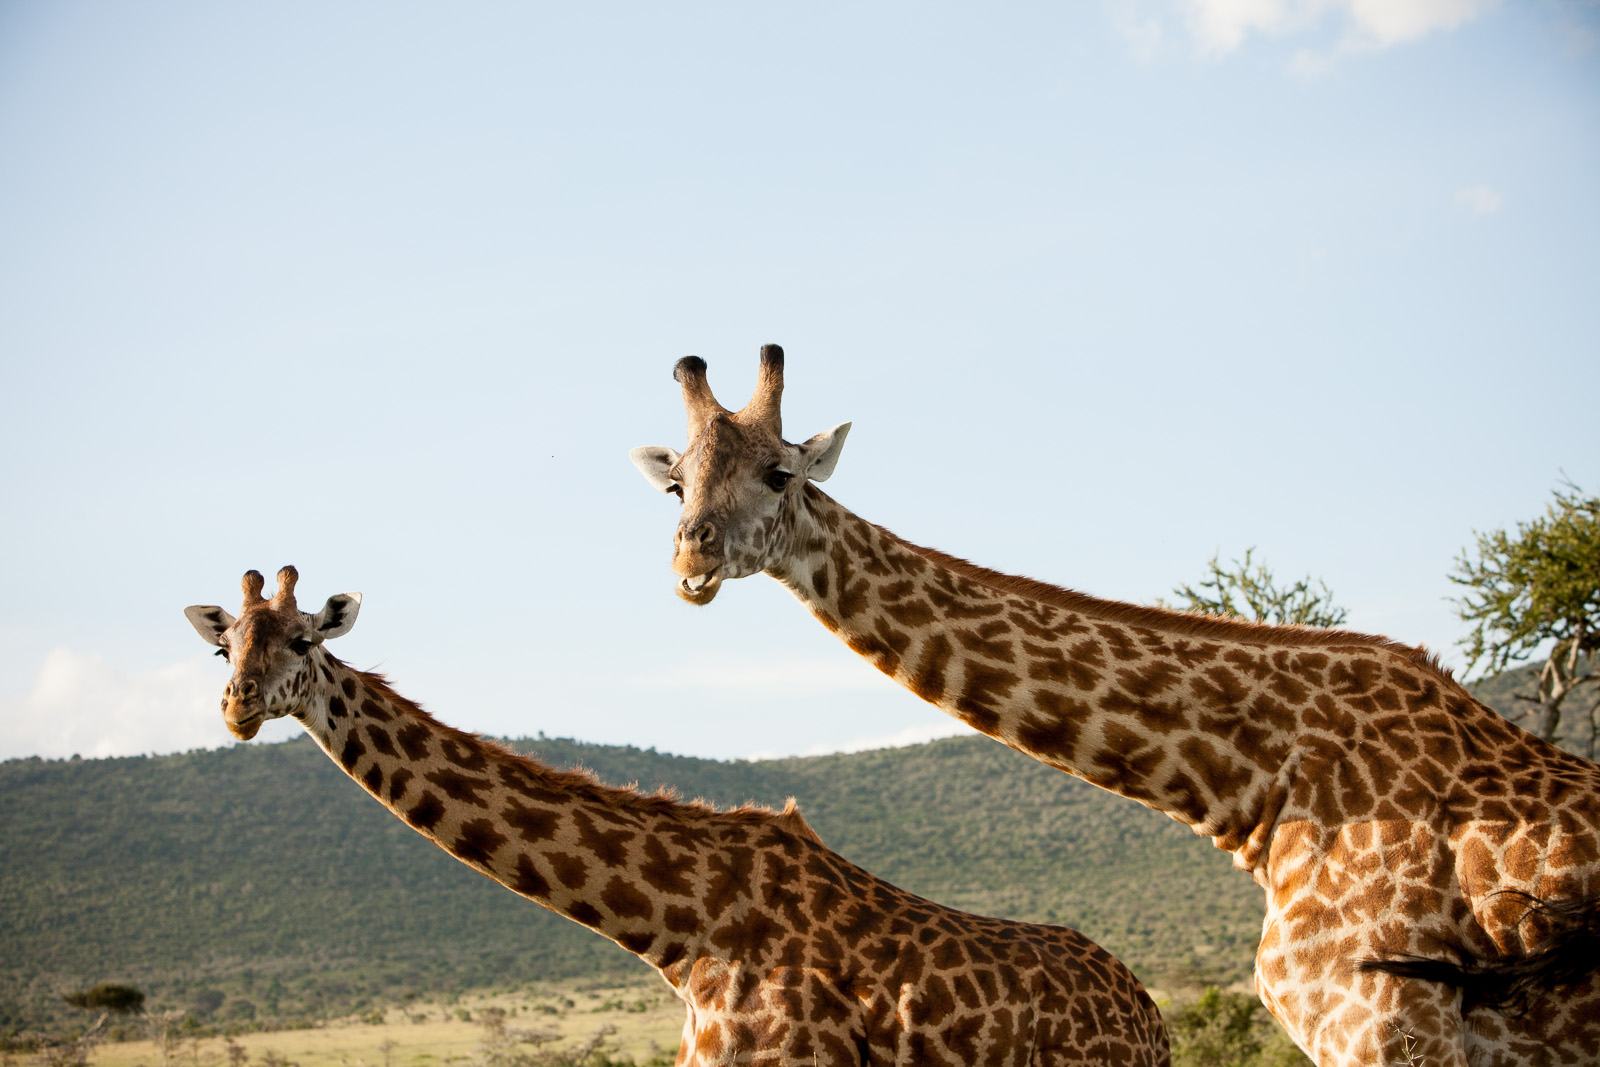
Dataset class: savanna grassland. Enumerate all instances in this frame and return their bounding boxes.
[75,979,684,1067]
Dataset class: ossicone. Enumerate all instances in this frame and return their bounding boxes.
[736,344,785,434]
[271,565,300,610]
[674,355,728,437]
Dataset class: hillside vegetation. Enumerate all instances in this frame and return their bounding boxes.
[3,734,1253,1033]
[0,667,1573,1035]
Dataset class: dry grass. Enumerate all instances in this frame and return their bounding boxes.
[87,980,684,1067]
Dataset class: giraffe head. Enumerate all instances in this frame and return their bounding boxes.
[630,345,850,604]
[183,566,361,740]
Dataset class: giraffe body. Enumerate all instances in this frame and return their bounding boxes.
[630,347,1600,1067]
[185,567,1170,1067]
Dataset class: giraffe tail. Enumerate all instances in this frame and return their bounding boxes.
[1356,891,1600,1014]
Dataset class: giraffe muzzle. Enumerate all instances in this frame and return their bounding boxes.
[223,707,265,741]
[676,567,723,606]
[222,681,267,741]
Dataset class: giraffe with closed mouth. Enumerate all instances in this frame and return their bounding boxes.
[185,566,1170,1067]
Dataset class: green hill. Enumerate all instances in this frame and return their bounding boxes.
[1,665,1583,1036]
[1,732,1256,1034]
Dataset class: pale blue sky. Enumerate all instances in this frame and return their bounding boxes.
[2,1,1596,761]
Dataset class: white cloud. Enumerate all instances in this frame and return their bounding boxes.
[1130,0,1498,59]
[1455,184,1504,216]
[747,719,971,761]
[630,657,901,695]
[0,649,286,760]
[1337,0,1498,48]
[1185,0,1303,54]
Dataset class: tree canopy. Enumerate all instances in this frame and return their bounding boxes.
[1452,481,1600,747]
[62,984,144,1015]
[1167,548,1348,628]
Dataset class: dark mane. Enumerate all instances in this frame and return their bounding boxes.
[858,514,1455,685]
[1358,891,1600,1014]
[347,665,803,834]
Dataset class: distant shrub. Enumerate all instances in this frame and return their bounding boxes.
[191,990,226,1018]
[1168,988,1312,1067]
[61,984,144,1016]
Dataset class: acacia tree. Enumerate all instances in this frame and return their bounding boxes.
[1452,481,1600,749]
[1167,548,1349,628]
[48,985,145,1067]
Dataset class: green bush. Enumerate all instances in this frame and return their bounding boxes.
[1168,988,1312,1067]
[61,984,144,1016]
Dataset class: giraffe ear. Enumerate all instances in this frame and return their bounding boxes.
[629,446,682,493]
[312,593,362,638]
[184,605,236,646]
[798,423,851,483]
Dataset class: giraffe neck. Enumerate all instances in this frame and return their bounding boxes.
[770,486,1439,865]
[289,653,764,984]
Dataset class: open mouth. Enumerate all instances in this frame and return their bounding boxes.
[677,567,723,605]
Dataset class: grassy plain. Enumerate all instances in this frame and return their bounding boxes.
[79,977,1210,1067]
[83,980,684,1067]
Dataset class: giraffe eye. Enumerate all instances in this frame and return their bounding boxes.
[288,638,312,656]
[667,484,684,500]
[214,647,229,661]
[764,470,793,492]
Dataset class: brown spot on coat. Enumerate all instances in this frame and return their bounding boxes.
[359,697,393,722]
[387,768,413,804]
[438,736,488,771]
[616,931,655,955]
[339,736,366,771]
[602,876,655,921]
[639,837,695,895]
[954,663,1019,733]
[510,854,550,898]
[453,818,507,866]
[908,633,954,704]
[425,767,492,807]
[366,725,397,756]
[407,791,446,830]
[502,799,560,842]
[1017,692,1089,762]
[395,722,431,760]
[547,851,589,890]
[573,810,635,867]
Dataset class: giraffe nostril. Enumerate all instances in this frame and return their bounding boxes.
[238,679,259,699]
[693,521,716,546]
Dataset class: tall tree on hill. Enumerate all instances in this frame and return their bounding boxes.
[1452,480,1600,752]
[1166,547,1349,628]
